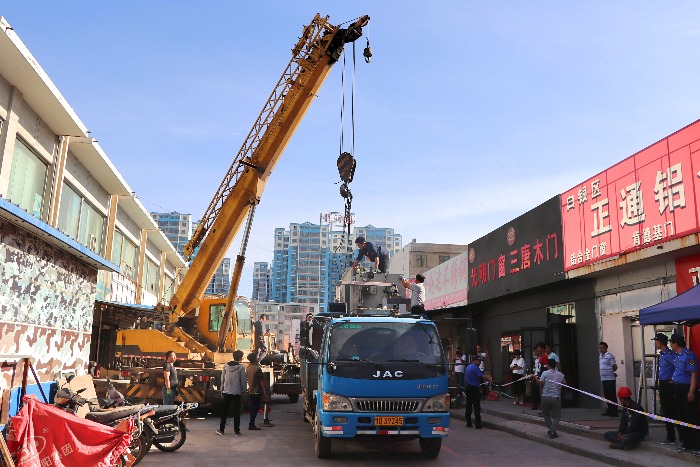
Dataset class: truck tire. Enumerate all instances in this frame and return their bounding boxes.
[419,437,442,458]
[288,393,299,403]
[313,414,332,458]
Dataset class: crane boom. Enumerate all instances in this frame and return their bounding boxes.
[167,14,370,321]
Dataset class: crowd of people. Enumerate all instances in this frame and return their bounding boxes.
[451,332,699,456]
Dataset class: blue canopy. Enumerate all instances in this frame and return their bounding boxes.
[639,284,700,325]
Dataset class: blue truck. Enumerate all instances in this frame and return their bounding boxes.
[299,271,450,458]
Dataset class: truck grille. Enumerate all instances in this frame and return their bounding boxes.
[353,399,421,413]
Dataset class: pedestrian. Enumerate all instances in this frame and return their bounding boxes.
[509,349,526,405]
[530,343,547,411]
[464,355,492,429]
[246,352,273,430]
[475,344,488,400]
[217,350,247,436]
[603,387,648,450]
[599,342,619,416]
[669,333,700,455]
[254,314,269,363]
[453,347,466,401]
[400,274,426,313]
[534,358,566,439]
[162,350,178,405]
[545,344,561,371]
[652,333,680,446]
[351,236,391,273]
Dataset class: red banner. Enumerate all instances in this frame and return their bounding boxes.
[562,120,700,271]
[7,395,132,467]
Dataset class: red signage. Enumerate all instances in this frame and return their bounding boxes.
[562,120,700,271]
[675,253,700,294]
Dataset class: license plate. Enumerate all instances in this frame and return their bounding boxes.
[374,416,403,426]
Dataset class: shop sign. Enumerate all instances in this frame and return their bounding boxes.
[424,251,468,310]
[675,253,700,294]
[468,196,564,303]
[562,120,700,271]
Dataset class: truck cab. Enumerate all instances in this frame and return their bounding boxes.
[301,312,450,458]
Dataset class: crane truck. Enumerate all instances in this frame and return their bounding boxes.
[112,13,371,407]
[299,268,451,459]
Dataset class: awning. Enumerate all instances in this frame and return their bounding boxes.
[639,284,700,325]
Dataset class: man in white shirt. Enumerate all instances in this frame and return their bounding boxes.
[599,341,619,417]
[454,347,466,401]
[400,274,426,313]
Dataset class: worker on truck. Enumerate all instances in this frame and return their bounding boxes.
[254,314,269,363]
[351,237,390,273]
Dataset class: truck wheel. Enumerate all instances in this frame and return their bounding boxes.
[288,393,299,403]
[419,437,442,458]
[313,414,332,458]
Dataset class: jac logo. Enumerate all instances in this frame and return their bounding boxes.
[372,370,404,378]
[417,384,438,390]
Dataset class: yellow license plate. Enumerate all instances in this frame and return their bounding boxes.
[374,416,403,426]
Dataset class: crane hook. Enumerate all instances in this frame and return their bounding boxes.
[363,38,372,63]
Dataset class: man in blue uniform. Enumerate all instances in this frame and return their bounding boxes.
[351,237,391,273]
[652,333,679,446]
[464,355,492,429]
[669,333,699,455]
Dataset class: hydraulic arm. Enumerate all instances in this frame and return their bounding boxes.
[164,14,370,323]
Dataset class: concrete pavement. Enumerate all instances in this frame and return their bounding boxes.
[451,396,700,466]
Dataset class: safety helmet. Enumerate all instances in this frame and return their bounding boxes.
[617,386,632,398]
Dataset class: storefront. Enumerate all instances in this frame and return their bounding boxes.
[466,196,599,407]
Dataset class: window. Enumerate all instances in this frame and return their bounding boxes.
[163,276,175,302]
[7,138,48,219]
[416,254,428,268]
[548,303,576,324]
[209,303,225,332]
[57,184,105,254]
[111,230,139,281]
[144,258,160,296]
[439,255,450,264]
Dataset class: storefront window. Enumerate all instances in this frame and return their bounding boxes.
[7,139,48,219]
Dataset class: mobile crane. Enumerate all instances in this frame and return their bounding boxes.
[114,14,371,406]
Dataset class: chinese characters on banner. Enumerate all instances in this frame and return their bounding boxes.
[468,196,565,304]
[424,251,468,310]
[561,121,700,271]
[320,211,355,226]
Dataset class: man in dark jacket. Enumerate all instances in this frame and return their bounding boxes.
[603,386,648,450]
[351,237,391,273]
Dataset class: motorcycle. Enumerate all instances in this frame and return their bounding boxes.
[142,402,198,454]
[54,385,156,465]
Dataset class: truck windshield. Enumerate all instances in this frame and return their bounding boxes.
[329,322,444,367]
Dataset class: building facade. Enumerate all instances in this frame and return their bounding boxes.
[252,261,271,302]
[0,18,186,385]
[390,241,467,277]
[205,257,231,295]
[151,211,192,258]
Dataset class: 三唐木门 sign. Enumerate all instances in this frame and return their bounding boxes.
[562,120,700,272]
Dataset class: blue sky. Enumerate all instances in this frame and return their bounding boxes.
[4,2,700,296]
